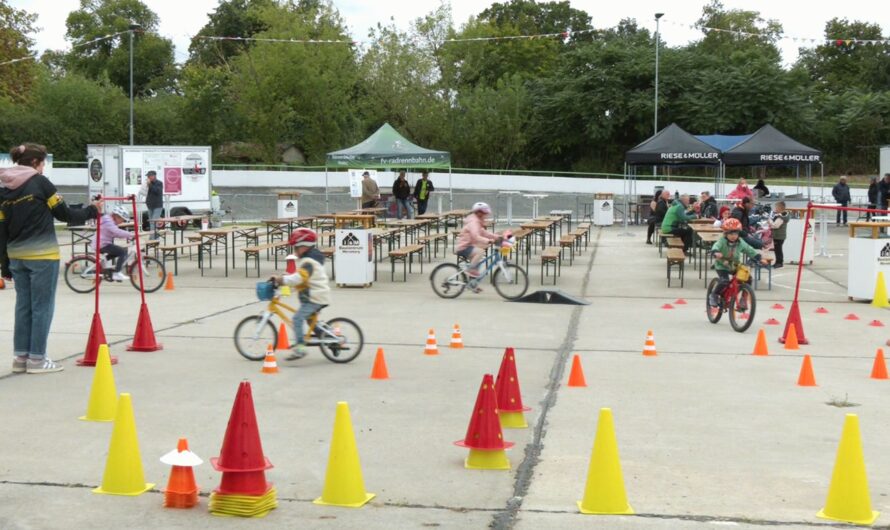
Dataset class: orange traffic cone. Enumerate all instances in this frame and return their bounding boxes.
[261,345,279,374]
[161,438,202,509]
[642,330,657,356]
[370,348,389,380]
[450,324,464,349]
[752,328,769,356]
[870,349,888,380]
[424,329,439,356]
[568,355,587,387]
[164,272,174,291]
[275,323,289,351]
[798,355,817,387]
[784,323,800,351]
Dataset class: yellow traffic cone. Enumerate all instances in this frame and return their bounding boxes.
[871,272,889,308]
[313,402,375,508]
[817,414,879,525]
[94,393,155,496]
[577,408,633,515]
[79,344,118,422]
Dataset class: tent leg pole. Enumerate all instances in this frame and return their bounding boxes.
[324,168,330,214]
[449,167,453,212]
[619,163,634,237]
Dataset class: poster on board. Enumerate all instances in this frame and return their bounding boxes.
[348,169,378,198]
[164,167,182,195]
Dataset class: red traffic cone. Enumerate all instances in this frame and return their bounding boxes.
[455,374,514,451]
[772,303,785,310]
[661,303,674,310]
[77,312,118,366]
[844,313,860,321]
[674,298,687,305]
[764,318,781,326]
[211,381,274,496]
[779,301,808,345]
[868,320,884,327]
[127,303,163,351]
[495,348,531,429]
[285,255,297,274]
[815,307,829,314]
[455,374,513,469]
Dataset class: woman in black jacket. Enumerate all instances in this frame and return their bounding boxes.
[392,171,414,219]
[0,143,101,374]
[647,190,670,244]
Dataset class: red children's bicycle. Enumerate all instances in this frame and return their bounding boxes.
[706,263,757,333]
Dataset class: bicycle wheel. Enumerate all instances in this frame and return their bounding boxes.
[318,317,364,363]
[64,256,99,293]
[729,283,756,333]
[129,256,166,293]
[430,263,467,299]
[705,278,723,324]
[234,315,277,361]
[492,263,529,300]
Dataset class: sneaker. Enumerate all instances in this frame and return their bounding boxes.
[12,356,27,373]
[112,272,129,282]
[471,286,484,294]
[26,357,64,374]
[708,293,719,307]
[285,344,308,361]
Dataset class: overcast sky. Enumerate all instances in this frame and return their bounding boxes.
[11,0,888,66]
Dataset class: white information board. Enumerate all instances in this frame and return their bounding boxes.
[349,170,378,199]
[334,229,374,286]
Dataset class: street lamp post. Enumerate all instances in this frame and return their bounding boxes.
[128,22,141,146]
[654,13,664,135]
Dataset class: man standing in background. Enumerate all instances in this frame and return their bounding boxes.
[413,170,435,215]
[361,171,380,209]
[832,174,851,226]
[145,170,163,240]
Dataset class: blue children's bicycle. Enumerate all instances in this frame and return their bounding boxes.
[429,237,528,300]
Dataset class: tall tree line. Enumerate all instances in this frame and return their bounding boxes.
[0,0,888,174]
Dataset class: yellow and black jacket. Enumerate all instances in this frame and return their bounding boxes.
[0,170,98,274]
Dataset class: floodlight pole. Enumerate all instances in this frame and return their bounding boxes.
[654,13,664,136]
[128,22,141,146]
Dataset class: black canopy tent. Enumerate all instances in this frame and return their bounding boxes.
[622,123,723,234]
[721,124,824,199]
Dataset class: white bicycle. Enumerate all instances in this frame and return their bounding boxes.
[64,248,166,293]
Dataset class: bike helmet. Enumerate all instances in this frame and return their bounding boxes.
[471,202,491,214]
[288,227,317,247]
[111,205,131,221]
[722,218,742,233]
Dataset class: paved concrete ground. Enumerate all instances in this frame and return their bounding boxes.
[2,224,889,529]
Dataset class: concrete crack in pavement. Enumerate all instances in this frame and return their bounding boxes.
[490,228,602,530]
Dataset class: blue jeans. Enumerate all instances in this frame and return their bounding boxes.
[9,259,60,359]
[149,207,163,240]
[396,198,414,219]
[292,301,323,346]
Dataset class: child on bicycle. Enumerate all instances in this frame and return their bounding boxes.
[271,228,330,360]
[708,218,768,307]
[455,201,499,293]
[93,205,135,282]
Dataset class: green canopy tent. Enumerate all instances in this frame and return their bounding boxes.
[325,123,452,212]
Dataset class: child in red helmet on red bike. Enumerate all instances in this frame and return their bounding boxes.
[708,218,767,307]
[271,228,330,360]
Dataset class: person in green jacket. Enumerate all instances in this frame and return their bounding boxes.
[661,193,697,252]
[708,218,767,307]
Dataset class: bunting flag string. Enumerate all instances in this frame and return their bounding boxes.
[662,18,890,47]
[195,35,356,45]
[0,29,129,68]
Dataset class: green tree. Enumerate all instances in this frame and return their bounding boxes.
[0,0,38,102]
[188,0,274,67]
[225,0,361,162]
[797,18,890,94]
[59,0,176,94]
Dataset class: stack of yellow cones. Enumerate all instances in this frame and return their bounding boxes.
[313,402,375,508]
[93,393,154,496]
[577,408,633,515]
[817,414,879,525]
[872,271,889,308]
[79,344,118,422]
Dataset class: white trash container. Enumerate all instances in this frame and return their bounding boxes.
[593,193,614,226]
